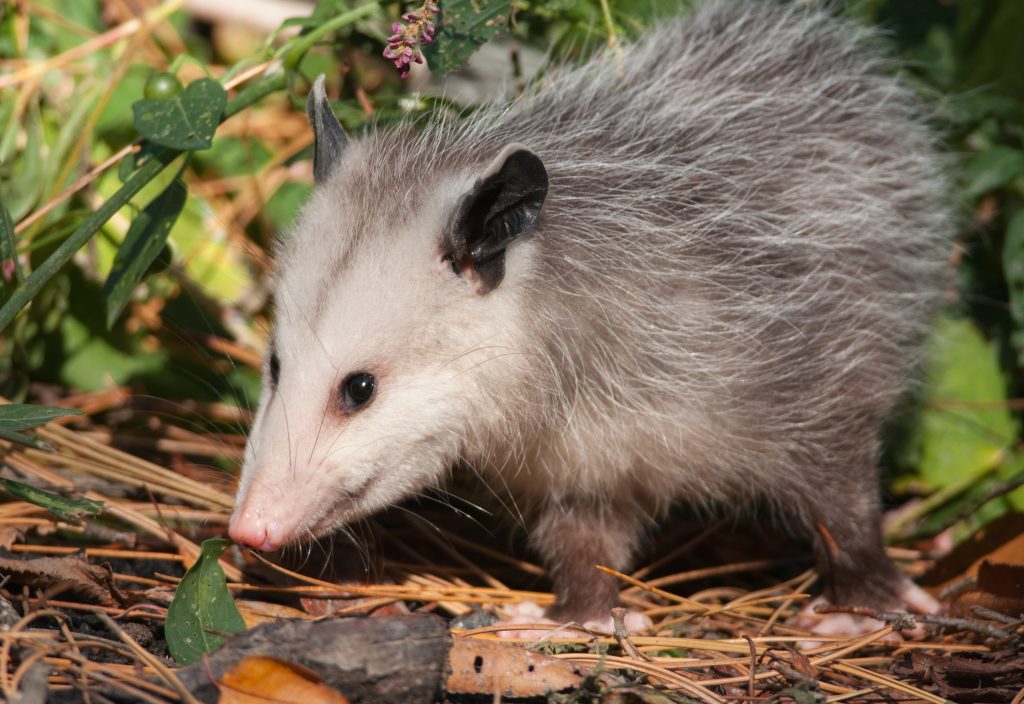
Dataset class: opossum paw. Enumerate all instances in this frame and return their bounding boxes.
[796,602,890,638]
[794,599,893,649]
[795,582,941,648]
[495,601,652,640]
[494,601,558,640]
[898,580,941,615]
[621,609,654,634]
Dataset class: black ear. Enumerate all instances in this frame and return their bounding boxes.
[446,144,548,293]
[306,75,348,185]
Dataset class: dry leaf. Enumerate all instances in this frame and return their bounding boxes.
[299,596,407,617]
[0,552,118,605]
[923,513,1024,591]
[0,526,25,550]
[892,649,1023,703]
[236,599,312,627]
[785,649,818,679]
[976,560,1024,597]
[949,560,1024,618]
[217,656,349,704]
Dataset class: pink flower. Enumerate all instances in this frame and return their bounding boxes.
[383,1,440,79]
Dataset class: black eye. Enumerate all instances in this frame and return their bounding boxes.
[268,351,280,386]
[341,372,375,410]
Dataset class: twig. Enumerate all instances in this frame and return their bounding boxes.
[596,565,709,613]
[641,558,798,590]
[96,612,200,704]
[814,604,1015,641]
[14,146,139,236]
[560,652,725,704]
[765,653,818,689]
[830,662,947,704]
[611,607,650,662]
[744,636,757,698]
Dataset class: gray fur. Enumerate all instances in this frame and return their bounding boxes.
[233,0,952,623]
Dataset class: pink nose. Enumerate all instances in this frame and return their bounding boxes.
[228,507,285,552]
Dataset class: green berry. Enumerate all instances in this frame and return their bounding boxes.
[144,72,183,100]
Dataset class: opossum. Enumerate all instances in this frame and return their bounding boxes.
[229,0,952,630]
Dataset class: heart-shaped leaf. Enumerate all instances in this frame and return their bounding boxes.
[423,0,511,76]
[166,538,246,665]
[132,78,227,151]
[104,179,187,328]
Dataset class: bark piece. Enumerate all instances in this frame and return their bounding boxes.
[174,614,450,703]
[447,637,590,698]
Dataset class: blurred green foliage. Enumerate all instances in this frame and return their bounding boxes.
[1,0,1024,544]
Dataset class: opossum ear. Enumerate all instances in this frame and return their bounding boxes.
[446,144,548,293]
[306,75,348,185]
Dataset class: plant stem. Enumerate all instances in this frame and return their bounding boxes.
[277,2,382,69]
[599,0,620,53]
[0,71,287,334]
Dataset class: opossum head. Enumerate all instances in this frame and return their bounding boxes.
[229,78,548,551]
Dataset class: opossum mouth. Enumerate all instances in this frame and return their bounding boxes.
[302,472,384,540]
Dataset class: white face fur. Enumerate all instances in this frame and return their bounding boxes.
[228,80,548,551]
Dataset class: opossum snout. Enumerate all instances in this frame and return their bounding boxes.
[228,496,298,552]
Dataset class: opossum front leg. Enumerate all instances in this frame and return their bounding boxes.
[528,495,651,631]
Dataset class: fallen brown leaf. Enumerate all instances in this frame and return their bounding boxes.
[0,552,119,605]
[923,513,1024,591]
[950,560,1024,620]
[0,526,25,550]
[976,560,1024,598]
[236,599,312,627]
[217,656,349,704]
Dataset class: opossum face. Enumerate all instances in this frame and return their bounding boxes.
[229,78,547,552]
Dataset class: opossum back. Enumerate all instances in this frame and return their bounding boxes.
[347,1,953,484]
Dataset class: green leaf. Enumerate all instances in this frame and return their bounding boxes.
[132,78,227,151]
[6,101,44,221]
[56,269,170,390]
[0,72,286,335]
[916,317,1017,488]
[1003,211,1024,331]
[0,428,52,450]
[0,477,103,521]
[0,403,83,432]
[103,179,188,328]
[423,0,512,76]
[962,146,1024,199]
[166,538,246,666]
[0,191,22,283]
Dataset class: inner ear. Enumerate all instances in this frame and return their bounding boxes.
[445,144,548,293]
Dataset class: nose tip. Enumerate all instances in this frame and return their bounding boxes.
[228,507,284,552]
